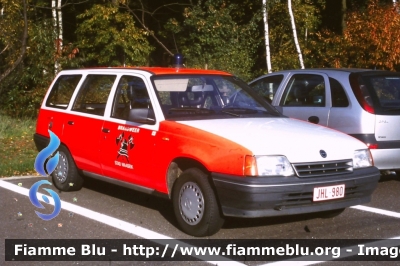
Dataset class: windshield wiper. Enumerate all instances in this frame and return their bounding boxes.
[168,108,215,115]
[222,107,258,114]
[220,110,240,117]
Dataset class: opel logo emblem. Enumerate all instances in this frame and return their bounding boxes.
[320,150,327,158]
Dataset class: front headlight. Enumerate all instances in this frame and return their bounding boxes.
[244,155,294,176]
[353,149,373,168]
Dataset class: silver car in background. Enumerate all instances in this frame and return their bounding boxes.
[249,69,400,175]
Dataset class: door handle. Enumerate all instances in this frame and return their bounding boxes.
[102,128,110,133]
[308,116,319,124]
[67,121,74,125]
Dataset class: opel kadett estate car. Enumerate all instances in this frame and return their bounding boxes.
[34,66,380,236]
[249,69,400,175]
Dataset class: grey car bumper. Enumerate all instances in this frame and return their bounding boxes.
[212,166,380,218]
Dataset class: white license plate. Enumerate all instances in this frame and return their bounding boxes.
[313,184,345,202]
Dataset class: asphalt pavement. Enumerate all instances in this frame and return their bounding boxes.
[1,173,399,266]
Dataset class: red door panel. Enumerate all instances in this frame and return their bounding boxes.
[100,121,156,187]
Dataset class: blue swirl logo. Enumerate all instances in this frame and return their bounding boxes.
[29,180,61,220]
[34,130,60,176]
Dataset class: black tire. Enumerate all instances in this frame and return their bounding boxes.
[172,168,224,237]
[319,208,345,219]
[51,145,83,192]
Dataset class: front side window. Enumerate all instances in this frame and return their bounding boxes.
[46,75,82,109]
[111,75,155,124]
[72,75,116,116]
[249,75,284,103]
[153,75,280,120]
[280,74,326,107]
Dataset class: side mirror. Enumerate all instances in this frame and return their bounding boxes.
[128,108,156,125]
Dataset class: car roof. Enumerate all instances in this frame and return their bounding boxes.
[262,68,397,75]
[250,68,400,83]
[70,67,231,76]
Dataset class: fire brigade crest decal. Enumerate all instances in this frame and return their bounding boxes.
[115,132,134,169]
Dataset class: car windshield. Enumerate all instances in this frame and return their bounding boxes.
[152,75,281,120]
[364,75,400,110]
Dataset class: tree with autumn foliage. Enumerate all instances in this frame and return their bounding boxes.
[345,0,400,70]
[310,0,400,71]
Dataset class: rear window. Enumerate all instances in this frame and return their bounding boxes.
[359,74,400,114]
[46,75,82,109]
[369,76,400,106]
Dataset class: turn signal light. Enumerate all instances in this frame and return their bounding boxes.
[244,155,258,176]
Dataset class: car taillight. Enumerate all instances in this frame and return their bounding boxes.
[367,143,378,149]
[349,74,375,114]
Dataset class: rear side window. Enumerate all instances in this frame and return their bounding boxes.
[46,75,82,109]
[249,75,283,103]
[72,75,116,116]
[330,77,349,107]
[280,74,326,107]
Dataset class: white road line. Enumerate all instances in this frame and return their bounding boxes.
[0,180,245,266]
[351,205,400,219]
[3,177,400,266]
[1,175,40,180]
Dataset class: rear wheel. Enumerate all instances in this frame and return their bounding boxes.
[172,168,224,237]
[51,145,83,191]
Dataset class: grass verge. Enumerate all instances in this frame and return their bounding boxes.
[0,114,39,177]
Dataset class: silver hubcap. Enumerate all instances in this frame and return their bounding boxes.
[54,151,68,183]
[178,182,204,225]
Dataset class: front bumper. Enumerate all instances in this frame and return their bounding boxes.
[212,167,380,218]
[33,133,49,152]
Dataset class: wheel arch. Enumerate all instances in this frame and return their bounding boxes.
[166,157,210,199]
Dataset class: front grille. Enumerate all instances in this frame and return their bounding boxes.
[293,159,353,178]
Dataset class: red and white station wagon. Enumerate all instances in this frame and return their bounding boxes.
[34,65,380,236]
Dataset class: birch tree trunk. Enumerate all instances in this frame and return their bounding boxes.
[57,0,63,53]
[288,0,304,69]
[52,0,62,73]
[341,0,347,34]
[262,0,272,73]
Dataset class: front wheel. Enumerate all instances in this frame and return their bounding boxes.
[172,168,224,237]
[51,145,83,192]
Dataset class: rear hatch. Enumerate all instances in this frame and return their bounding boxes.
[351,72,400,142]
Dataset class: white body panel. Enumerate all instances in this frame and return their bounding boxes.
[178,118,367,163]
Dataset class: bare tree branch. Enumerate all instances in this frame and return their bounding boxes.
[151,3,190,16]
[0,0,28,86]
[121,1,192,57]
[0,44,9,55]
